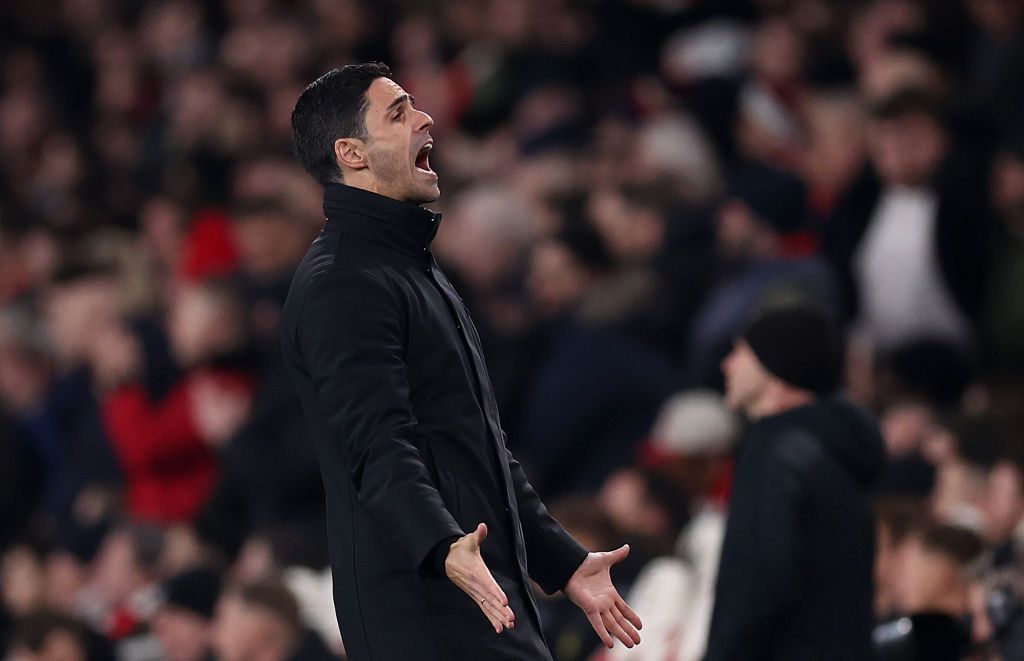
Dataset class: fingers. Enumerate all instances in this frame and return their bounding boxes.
[479,599,505,634]
[479,577,513,629]
[609,605,641,646]
[598,609,630,650]
[480,597,516,630]
[464,564,514,630]
[616,596,643,630]
[585,610,615,649]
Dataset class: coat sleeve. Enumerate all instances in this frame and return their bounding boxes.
[704,434,807,661]
[503,443,588,594]
[296,269,464,575]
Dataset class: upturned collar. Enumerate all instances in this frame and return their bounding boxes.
[323,183,442,257]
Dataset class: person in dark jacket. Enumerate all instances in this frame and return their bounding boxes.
[704,303,886,661]
[822,87,993,353]
[281,62,642,661]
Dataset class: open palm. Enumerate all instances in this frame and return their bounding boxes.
[564,544,643,649]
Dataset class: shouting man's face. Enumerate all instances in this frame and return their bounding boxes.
[356,77,439,204]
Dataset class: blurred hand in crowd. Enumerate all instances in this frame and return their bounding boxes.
[189,374,252,448]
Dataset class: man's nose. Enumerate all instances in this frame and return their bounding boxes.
[415,109,434,132]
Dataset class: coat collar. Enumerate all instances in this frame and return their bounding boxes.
[322,183,442,256]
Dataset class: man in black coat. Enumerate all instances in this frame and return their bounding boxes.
[281,62,642,661]
[704,304,886,661]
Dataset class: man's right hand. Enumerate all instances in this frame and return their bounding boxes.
[444,523,516,634]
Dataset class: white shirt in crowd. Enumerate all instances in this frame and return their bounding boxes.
[600,504,726,661]
[853,185,971,350]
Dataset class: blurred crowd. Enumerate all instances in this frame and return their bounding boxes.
[1,0,1023,659]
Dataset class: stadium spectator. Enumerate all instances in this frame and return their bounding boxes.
[211,580,337,661]
[606,390,739,661]
[96,279,255,524]
[706,303,885,661]
[0,1,1022,659]
[824,86,992,353]
[151,567,221,661]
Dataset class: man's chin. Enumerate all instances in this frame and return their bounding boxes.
[411,184,441,205]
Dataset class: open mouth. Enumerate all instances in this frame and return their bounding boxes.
[415,142,434,175]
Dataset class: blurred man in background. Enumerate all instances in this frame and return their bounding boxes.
[606,389,739,661]
[212,580,335,661]
[151,567,221,661]
[705,304,885,661]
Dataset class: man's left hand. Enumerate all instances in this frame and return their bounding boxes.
[564,545,642,649]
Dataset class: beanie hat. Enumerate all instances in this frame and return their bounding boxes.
[741,304,843,395]
[162,568,223,620]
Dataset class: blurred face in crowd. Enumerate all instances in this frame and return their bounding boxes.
[526,240,593,319]
[895,536,966,615]
[337,77,438,204]
[867,111,947,187]
[880,402,935,458]
[44,551,87,614]
[968,0,1024,37]
[588,190,665,264]
[931,461,987,525]
[152,605,212,661]
[984,461,1024,543]
[599,470,672,541]
[231,209,311,279]
[1,546,45,617]
[91,531,148,608]
[169,284,245,367]
[212,594,287,661]
[716,201,777,261]
[9,631,86,661]
[0,343,51,414]
[721,340,773,416]
[43,276,119,367]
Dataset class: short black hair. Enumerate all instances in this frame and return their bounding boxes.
[235,579,303,638]
[11,611,89,653]
[870,86,947,124]
[291,62,393,185]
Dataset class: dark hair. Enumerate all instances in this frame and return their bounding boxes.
[11,611,89,653]
[914,521,985,567]
[874,497,928,546]
[291,62,393,184]
[870,86,947,124]
[235,580,303,637]
[110,521,165,573]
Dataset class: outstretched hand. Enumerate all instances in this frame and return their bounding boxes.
[565,544,643,649]
[445,523,516,634]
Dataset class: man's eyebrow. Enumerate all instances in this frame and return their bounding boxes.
[386,94,413,112]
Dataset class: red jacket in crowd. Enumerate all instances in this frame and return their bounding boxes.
[102,369,253,523]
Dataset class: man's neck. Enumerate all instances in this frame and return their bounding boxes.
[338,173,401,204]
[748,384,815,420]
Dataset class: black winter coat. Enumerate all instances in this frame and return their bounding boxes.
[281,184,588,661]
[704,397,886,661]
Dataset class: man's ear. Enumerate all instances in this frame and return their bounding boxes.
[334,137,368,173]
